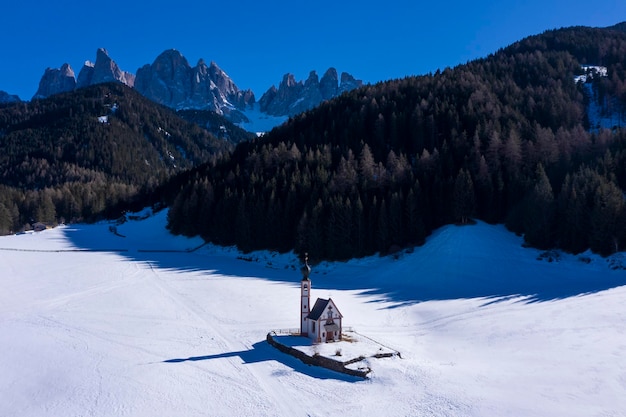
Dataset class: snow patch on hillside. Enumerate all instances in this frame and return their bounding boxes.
[237,102,288,135]
[576,65,625,130]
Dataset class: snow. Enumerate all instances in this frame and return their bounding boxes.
[237,102,288,135]
[575,66,625,130]
[1,210,626,416]
[583,83,625,130]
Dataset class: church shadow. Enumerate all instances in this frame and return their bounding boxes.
[163,340,362,382]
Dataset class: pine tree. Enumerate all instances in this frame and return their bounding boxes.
[590,180,624,255]
[377,198,390,254]
[0,202,11,234]
[453,168,476,224]
[557,174,589,253]
[523,164,556,249]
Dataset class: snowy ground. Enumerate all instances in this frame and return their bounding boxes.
[1,209,626,417]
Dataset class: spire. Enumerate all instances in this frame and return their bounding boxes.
[300,253,311,280]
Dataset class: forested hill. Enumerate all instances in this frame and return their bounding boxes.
[0,83,233,232]
[167,24,626,260]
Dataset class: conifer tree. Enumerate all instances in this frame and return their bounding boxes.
[453,168,476,224]
[590,180,624,255]
[523,164,556,249]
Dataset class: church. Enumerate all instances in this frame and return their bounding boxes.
[299,255,343,343]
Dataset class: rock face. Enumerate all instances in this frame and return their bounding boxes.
[77,48,135,89]
[30,48,360,126]
[34,49,134,99]
[319,68,339,100]
[33,63,77,99]
[134,49,255,114]
[0,91,21,104]
[339,72,362,94]
[259,68,362,116]
[76,62,95,89]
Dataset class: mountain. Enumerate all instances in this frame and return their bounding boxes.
[165,24,626,260]
[176,109,256,144]
[33,49,134,100]
[32,63,77,99]
[0,90,21,104]
[258,68,363,116]
[31,48,362,131]
[0,82,232,231]
[76,48,135,89]
[134,49,255,118]
[608,22,626,33]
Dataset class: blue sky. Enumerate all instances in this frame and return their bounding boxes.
[1,0,625,100]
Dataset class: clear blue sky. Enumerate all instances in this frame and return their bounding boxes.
[1,0,625,100]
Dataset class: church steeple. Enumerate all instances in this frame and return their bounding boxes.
[300,253,311,336]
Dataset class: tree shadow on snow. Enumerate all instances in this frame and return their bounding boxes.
[162,340,362,382]
[59,222,626,306]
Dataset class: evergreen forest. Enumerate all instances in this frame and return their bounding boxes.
[2,24,626,261]
[166,24,626,259]
[0,83,244,233]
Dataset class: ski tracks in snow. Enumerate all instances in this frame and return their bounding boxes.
[143,260,306,417]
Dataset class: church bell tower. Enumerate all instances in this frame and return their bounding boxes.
[300,253,311,336]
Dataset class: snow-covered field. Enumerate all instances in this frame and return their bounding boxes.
[1,210,626,417]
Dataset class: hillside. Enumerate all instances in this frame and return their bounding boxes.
[1,209,625,416]
[0,83,232,232]
[176,109,256,144]
[166,24,626,259]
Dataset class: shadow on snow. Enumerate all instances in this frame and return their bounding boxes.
[162,340,362,382]
[59,221,626,306]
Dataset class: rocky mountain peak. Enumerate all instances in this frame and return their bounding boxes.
[259,68,362,116]
[339,72,363,93]
[91,48,135,87]
[0,90,21,103]
[320,68,339,100]
[36,49,133,99]
[76,61,95,89]
[33,63,76,99]
[77,48,134,89]
[283,73,300,89]
[135,50,254,114]
[29,48,359,129]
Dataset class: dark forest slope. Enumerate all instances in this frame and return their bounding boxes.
[0,83,231,231]
[166,24,626,259]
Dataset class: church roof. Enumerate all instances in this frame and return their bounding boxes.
[307,298,329,320]
[307,298,343,321]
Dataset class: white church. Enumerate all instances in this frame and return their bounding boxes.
[299,255,343,343]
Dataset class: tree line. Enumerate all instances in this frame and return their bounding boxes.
[166,25,626,260]
[0,83,235,233]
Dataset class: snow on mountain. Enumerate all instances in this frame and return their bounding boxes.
[1,211,625,416]
[576,65,625,130]
[583,83,625,130]
[236,102,288,135]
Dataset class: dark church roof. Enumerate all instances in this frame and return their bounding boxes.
[307,298,330,321]
[307,298,343,321]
